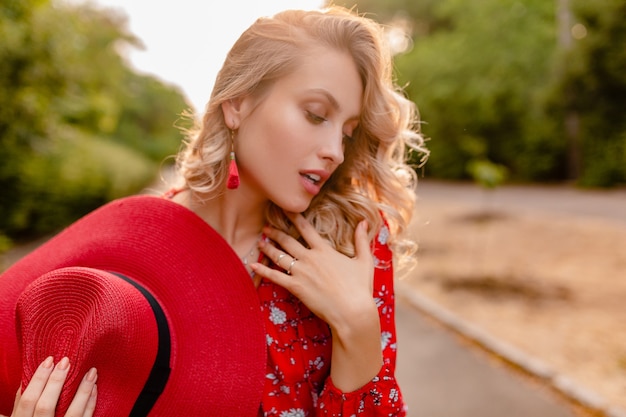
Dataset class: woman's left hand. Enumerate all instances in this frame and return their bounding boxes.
[251,212,375,328]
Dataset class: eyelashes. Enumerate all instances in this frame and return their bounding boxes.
[306,110,327,124]
[305,111,356,142]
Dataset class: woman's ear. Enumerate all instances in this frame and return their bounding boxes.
[221,98,243,130]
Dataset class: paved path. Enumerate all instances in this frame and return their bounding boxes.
[395,299,576,417]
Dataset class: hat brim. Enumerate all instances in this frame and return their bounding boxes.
[0,196,266,416]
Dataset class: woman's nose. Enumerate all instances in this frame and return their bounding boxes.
[319,130,345,165]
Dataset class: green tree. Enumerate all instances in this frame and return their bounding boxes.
[337,0,626,186]
[393,0,556,180]
[0,0,190,240]
[545,0,626,186]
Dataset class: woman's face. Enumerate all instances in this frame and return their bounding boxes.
[224,47,363,213]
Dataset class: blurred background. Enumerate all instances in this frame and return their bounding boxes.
[1,0,624,245]
[1,0,625,413]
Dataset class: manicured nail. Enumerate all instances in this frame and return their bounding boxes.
[41,356,54,369]
[57,357,70,371]
[85,367,97,382]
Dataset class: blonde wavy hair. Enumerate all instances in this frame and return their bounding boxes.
[176,6,428,261]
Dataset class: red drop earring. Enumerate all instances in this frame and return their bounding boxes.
[227,129,240,189]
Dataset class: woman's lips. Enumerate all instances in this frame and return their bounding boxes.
[299,170,329,195]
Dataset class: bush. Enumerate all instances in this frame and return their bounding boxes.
[5,128,156,237]
[578,134,626,187]
[0,0,189,240]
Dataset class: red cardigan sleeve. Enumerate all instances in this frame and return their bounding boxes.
[315,225,408,416]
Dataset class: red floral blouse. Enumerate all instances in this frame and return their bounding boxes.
[257,224,407,416]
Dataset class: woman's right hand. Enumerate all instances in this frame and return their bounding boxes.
[8,357,97,417]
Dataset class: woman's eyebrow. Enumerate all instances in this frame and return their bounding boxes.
[308,88,341,111]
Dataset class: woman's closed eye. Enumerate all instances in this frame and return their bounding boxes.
[305,108,359,141]
[306,110,327,124]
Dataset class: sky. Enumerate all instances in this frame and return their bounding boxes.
[76,0,325,111]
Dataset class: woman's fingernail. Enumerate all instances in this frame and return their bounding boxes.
[85,367,98,382]
[41,356,54,369]
[57,357,70,371]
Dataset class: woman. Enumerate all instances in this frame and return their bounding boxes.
[8,5,427,416]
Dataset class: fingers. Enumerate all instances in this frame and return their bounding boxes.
[83,385,97,417]
[261,213,324,266]
[258,239,298,275]
[285,257,298,275]
[13,356,59,417]
[11,358,98,417]
[250,261,294,290]
[284,212,325,248]
[64,368,98,417]
[11,385,22,417]
[261,225,302,261]
[261,215,370,269]
[275,253,288,269]
[353,220,371,259]
[36,357,70,415]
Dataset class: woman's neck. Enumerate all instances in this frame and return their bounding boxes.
[172,188,266,255]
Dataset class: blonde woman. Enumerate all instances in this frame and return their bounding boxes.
[7,5,427,416]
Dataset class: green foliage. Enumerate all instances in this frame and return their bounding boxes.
[578,134,626,188]
[394,0,556,181]
[0,234,11,255]
[467,159,509,190]
[111,74,191,161]
[547,0,626,186]
[9,128,156,236]
[0,1,189,238]
[334,0,449,33]
[339,0,626,187]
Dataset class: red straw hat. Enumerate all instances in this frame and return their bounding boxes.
[0,195,266,416]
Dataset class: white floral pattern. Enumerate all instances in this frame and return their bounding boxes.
[280,409,306,417]
[377,225,389,245]
[381,331,393,350]
[269,305,287,325]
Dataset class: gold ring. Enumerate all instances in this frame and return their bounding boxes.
[286,258,297,275]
